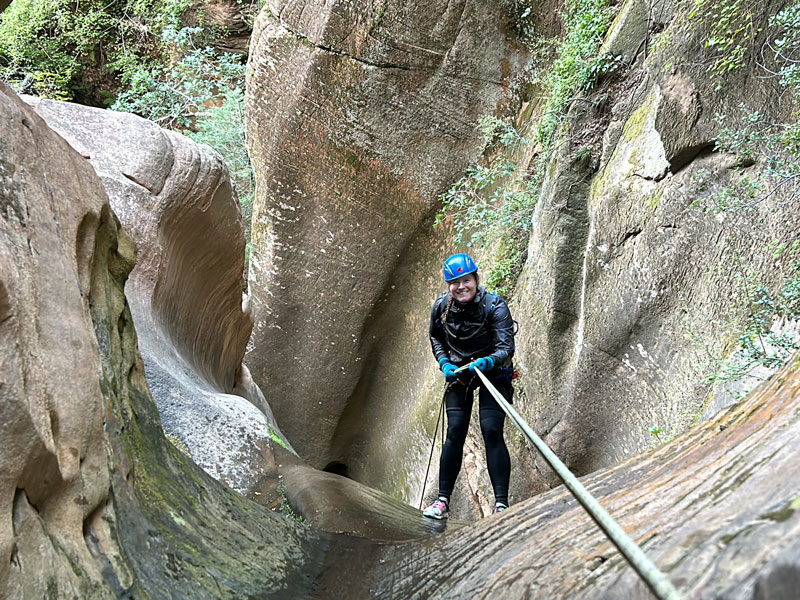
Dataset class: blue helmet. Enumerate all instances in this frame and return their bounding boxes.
[443,253,478,282]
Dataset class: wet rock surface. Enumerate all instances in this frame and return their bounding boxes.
[22,95,289,503]
[275,446,466,541]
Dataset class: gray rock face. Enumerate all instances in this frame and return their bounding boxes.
[512,0,800,484]
[245,0,527,471]
[23,96,289,502]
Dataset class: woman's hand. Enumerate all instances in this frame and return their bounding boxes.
[440,361,459,382]
[469,357,494,373]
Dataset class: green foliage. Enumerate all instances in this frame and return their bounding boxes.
[708,262,800,386]
[188,86,254,260]
[436,0,615,298]
[1,0,256,269]
[692,4,800,215]
[772,4,800,92]
[275,482,306,523]
[434,116,542,297]
[267,426,289,451]
[112,26,246,127]
[689,0,758,83]
[0,0,194,101]
[532,0,616,146]
[483,236,527,299]
[435,114,543,299]
[435,130,539,246]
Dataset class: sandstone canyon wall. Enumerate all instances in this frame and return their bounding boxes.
[4,0,800,587]
[0,82,327,599]
[21,96,292,502]
[241,0,800,516]
[4,0,800,595]
[244,0,529,480]
[240,0,800,520]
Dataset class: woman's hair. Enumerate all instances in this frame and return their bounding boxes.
[442,295,454,326]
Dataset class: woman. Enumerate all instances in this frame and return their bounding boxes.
[423,253,516,519]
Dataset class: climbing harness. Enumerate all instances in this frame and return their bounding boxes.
[471,366,682,600]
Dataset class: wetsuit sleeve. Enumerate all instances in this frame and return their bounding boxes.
[487,298,515,366]
[429,297,449,364]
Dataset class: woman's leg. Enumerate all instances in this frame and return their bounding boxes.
[437,380,475,499]
[478,379,512,505]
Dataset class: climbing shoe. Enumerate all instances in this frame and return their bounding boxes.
[492,502,508,515]
[423,497,449,519]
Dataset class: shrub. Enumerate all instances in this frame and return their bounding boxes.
[188,86,254,247]
[0,0,194,102]
[436,0,616,297]
[111,26,246,127]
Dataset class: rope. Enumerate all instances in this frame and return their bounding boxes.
[418,388,446,509]
[472,367,681,600]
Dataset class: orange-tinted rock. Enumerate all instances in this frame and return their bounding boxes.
[204,0,256,55]
[0,82,115,597]
[0,81,335,600]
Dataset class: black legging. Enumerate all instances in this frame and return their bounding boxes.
[437,372,512,503]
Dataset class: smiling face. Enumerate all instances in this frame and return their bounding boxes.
[448,273,478,304]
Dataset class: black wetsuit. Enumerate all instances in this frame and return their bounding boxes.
[429,286,515,505]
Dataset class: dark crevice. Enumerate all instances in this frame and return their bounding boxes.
[551,307,579,319]
[323,461,350,478]
[316,40,421,72]
[668,142,715,175]
[632,168,668,182]
[121,171,155,194]
[0,279,12,324]
[277,15,435,74]
[48,409,60,447]
[619,228,642,245]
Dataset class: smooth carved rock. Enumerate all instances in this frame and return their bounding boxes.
[23,95,289,503]
[245,0,527,470]
[0,82,115,598]
[0,83,339,598]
